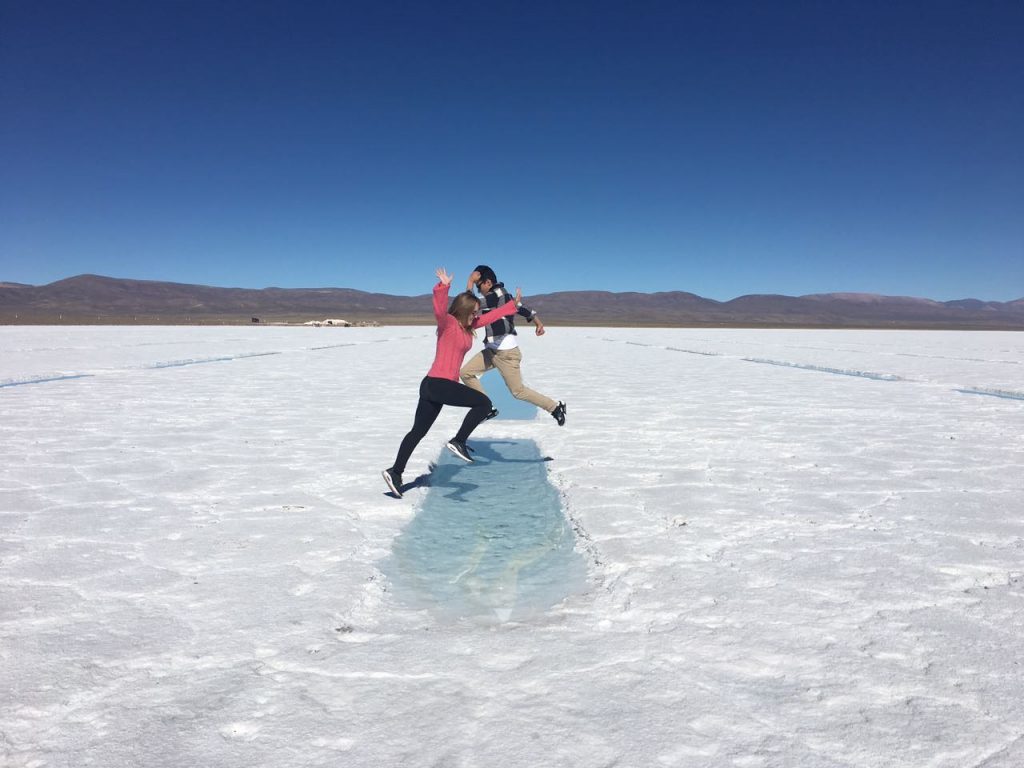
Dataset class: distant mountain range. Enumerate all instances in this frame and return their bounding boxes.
[2,274,1024,329]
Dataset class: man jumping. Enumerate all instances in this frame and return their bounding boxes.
[460,265,566,426]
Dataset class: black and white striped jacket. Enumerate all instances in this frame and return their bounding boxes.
[479,282,536,347]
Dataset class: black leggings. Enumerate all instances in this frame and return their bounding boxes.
[391,376,493,474]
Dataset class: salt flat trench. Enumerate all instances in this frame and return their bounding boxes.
[602,337,1024,402]
[0,334,428,388]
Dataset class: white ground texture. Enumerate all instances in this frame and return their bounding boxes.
[2,325,1023,768]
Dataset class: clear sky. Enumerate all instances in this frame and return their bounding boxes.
[1,1,1022,300]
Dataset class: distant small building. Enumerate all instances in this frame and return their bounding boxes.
[251,317,261,323]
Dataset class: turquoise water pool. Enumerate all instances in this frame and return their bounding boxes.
[381,439,588,622]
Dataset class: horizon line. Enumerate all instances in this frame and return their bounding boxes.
[3,273,1022,306]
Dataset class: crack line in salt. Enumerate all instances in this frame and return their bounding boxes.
[955,388,1024,402]
[0,374,95,388]
[741,357,902,381]
[0,338,413,389]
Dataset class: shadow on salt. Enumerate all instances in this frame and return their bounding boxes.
[381,439,588,623]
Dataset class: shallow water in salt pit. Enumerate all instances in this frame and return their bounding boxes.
[478,368,538,420]
[380,439,588,622]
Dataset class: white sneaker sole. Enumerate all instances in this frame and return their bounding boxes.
[382,470,402,498]
[446,443,474,463]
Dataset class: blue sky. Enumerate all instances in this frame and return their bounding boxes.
[2,1,1022,300]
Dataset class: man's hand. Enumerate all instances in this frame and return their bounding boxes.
[534,318,546,336]
[466,270,481,292]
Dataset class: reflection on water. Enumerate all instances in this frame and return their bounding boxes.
[381,439,588,622]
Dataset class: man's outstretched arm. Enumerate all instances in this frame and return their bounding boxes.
[516,302,546,336]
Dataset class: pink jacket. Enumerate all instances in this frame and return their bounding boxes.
[426,282,518,381]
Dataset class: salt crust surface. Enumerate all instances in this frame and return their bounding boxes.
[1,326,1023,767]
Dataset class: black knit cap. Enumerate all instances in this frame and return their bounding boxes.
[474,265,498,284]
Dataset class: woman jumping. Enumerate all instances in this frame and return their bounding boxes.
[382,267,522,498]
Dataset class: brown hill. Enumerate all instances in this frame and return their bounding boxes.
[2,274,1023,329]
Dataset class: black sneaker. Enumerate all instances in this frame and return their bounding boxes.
[446,439,474,463]
[484,407,499,420]
[382,468,403,498]
[551,401,566,426]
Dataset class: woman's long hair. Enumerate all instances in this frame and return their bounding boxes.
[447,292,480,335]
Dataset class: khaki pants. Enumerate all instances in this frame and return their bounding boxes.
[460,347,558,413]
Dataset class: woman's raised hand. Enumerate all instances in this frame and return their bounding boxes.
[435,267,453,286]
[514,287,523,304]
